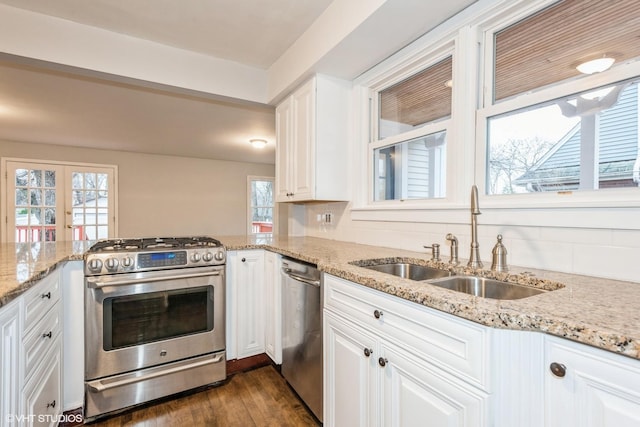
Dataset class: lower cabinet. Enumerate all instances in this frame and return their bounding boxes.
[545,335,640,427]
[0,299,21,427]
[21,336,62,427]
[264,251,282,364]
[324,274,489,427]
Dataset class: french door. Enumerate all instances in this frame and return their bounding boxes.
[3,159,117,243]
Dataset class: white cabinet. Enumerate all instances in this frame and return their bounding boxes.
[323,274,489,427]
[20,269,63,427]
[545,335,640,427]
[264,251,282,364]
[0,298,21,427]
[275,74,350,203]
[227,250,265,360]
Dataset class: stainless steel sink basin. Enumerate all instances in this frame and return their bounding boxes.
[362,263,453,281]
[428,276,546,300]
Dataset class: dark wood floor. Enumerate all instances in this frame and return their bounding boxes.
[87,365,320,426]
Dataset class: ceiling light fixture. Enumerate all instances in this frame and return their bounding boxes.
[576,57,615,74]
[444,79,453,88]
[249,138,268,148]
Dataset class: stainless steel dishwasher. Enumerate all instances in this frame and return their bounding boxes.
[281,257,323,422]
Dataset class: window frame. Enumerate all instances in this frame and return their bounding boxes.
[359,33,469,211]
[1,157,119,242]
[246,175,276,235]
[476,0,640,209]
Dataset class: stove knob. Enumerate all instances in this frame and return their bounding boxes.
[105,257,119,271]
[214,251,225,261]
[202,252,214,262]
[122,257,133,268]
[190,253,201,263]
[88,258,103,272]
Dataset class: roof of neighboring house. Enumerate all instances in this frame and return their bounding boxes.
[515,83,638,188]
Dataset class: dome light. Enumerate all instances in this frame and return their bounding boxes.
[249,138,268,148]
[576,57,615,74]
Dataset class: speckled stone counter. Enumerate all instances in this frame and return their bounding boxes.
[0,241,92,307]
[221,235,640,360]
[1,235,639,361]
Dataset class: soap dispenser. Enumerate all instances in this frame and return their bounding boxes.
[491,234,508,272]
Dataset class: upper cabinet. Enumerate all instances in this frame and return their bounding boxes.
[275,75,350,203]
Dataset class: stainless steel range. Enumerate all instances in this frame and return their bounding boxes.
[83,236,226,420]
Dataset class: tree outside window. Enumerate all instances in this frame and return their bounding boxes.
[248,177,274,234]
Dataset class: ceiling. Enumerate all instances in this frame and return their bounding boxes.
[0,0,475,165]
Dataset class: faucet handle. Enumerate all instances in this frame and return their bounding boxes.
[424,243,441,261]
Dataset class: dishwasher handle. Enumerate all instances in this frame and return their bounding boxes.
[282,267,321,287]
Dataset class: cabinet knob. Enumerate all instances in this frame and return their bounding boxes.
[549,362,566,378]
[46,400,56,409]
[378,357,388,367]
[41,292,51,299]
[373,309,383,319]
[42,331,52,339]
[241,258,246,262]
[364,348,373,357]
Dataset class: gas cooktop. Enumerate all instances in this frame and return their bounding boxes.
[87,236,223,253]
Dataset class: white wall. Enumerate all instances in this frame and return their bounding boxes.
[0,139,275,238]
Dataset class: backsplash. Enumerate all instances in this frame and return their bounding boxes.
[298,202,640,283]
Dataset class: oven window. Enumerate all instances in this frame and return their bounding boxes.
[103,286,214,350]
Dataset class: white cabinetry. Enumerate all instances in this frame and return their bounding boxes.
[545,335,640,427]
[275,75,350,202]
[324,274,489,427]
[264,251,282,364]
[0,298,21,427]
[227,250,265,360]
[20,269,62,427]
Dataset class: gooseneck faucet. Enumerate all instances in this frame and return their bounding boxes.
[468,185,483,269]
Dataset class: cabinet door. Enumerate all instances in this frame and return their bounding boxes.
[275,96,293,201]
[264,251,282,364]
[1,299,21,427]
[21,335,62,427]
[545,336,640,427]
[290,78,315,200]
[324,312,377,427]
[235,250,266,359]
[379,342,488,427]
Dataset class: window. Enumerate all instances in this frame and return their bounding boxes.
[2,159,117,242]
[371,54,453,202]
[247,177,274,234]
[482,0,640,198]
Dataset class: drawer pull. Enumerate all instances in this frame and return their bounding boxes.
[378,357,388,367]
[363,348,373,357]
[550,362,566,378]
[41,292,51,299]
[46,400,56,409]
[42,331,52,339]
[373,310,383,319]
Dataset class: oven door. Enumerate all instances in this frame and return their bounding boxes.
[85,265,225,380]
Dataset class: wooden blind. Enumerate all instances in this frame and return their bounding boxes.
[495,0,640,101]
[379,56,452,127]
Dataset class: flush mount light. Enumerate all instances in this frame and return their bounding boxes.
[249,138,268,148]
[576,57,615,74]
[444,79,453,88]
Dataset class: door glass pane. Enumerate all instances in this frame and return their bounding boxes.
[13,168,57,243]
[71,169,110,241]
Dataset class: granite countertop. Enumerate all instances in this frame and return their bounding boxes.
[1,235,639,360]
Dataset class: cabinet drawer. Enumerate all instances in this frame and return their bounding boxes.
[23,302,61,382]
[22,335,62,427]
[23,270,61,334]
[324,274,489,388]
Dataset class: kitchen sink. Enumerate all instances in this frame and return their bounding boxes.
[427,276,546,300]
[361,262,453,281]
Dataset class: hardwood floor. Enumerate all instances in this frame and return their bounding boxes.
[87,365,320,426]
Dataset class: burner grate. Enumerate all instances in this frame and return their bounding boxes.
[89,236,222,253]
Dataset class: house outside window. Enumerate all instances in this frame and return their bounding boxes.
[481,0,640,197]
[247,176,274,234]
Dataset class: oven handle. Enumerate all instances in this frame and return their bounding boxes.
[86,270,221,288]
[86,353,224,392]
